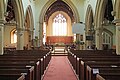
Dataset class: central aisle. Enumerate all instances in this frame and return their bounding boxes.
[42,56,78,80]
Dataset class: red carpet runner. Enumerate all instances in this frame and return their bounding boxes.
[43,56,78,80]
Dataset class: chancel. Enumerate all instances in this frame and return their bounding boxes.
[0,0,120,80]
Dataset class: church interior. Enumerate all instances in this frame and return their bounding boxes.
[0,0,120,80]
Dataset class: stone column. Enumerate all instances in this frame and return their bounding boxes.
[39,22,43,46]
[16,28,24,50]
[95,28,103,50]
[0,20,4,55]
[116,23,120,55]
[0,0,4,55]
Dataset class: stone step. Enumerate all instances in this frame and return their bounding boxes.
[51,54,68,56]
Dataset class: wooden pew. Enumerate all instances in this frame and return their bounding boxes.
[1,50,51,80]
[2,50,51,73]
[68,49,118,69]
[81,60,120,80]
[68,50,120,80]
[4,50,50,56]
[0,66,34,80]
[0,61,35,79]
[87,65,120,80]
[70,50,116,56]
[3,50,51,73]
[0,57,43,80]
[68,51,77,71]
[80,57,120,80]
[96,73,120,80]
[0,74,25,80]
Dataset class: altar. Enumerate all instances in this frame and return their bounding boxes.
[46,36,73,45]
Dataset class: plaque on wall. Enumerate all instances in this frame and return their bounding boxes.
[86,36,93,41]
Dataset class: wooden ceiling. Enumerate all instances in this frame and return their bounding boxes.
[45,0,74,22]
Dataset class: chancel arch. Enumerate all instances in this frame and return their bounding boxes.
[39,0,79,45]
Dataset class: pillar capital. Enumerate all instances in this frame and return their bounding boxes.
[0,19,5,26]
[0,25,4,55]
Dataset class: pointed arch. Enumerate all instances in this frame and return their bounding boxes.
[11,0,24,29]
[85,4,94,48]
[95,0,114,49]
[25,5,34,30]
[24,5,34,48]
[5,0,24,50]
[85,4,94,31]
[94,0,108,49]
[39,0,79,24]
[94,0,108,29]
[38,0,80,45]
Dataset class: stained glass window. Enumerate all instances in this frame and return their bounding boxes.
[53,14,67,36]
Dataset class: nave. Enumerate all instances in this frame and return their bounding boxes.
[1,0,120,80]
[0,46,120,80]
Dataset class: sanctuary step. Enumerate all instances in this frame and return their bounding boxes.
[51,47,68,56]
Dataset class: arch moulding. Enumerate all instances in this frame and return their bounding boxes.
[39,0,80,24]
